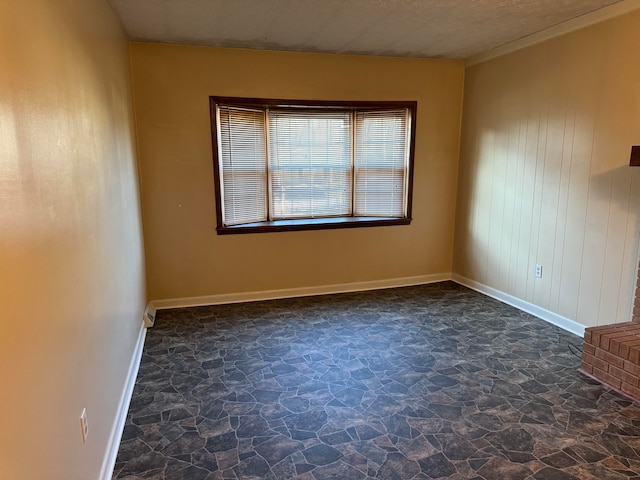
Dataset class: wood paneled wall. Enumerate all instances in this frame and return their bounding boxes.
[454,10,640,328]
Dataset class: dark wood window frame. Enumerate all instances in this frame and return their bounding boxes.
[210,97,417,235]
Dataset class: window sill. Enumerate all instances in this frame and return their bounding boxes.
[216,216,412,235]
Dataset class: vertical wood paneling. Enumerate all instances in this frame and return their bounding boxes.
[499,96,522,293]
[486,92,508,288]
[474,75,497,286]
[620,174,640,321]
[454,10,640,328]
[513,102,541,300]
[508,109,529,294]
[600,169,632,323]
[549,107,575,312]
[535,89,566,308]
[560,76,599,321]
[527,93,549,302]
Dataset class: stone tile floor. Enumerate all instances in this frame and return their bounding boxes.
[113,282,640,479]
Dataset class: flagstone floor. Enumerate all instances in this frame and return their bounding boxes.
[113,282,640,480]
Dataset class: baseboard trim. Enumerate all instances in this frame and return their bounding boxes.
[451,274,585,338]
[150,274,451,310]
[150,274,587,338]
[100,321,147,480]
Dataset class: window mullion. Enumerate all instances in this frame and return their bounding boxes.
[216,105,227,224]
[265,107,272,221]
[403,108,411,217]
[350,110,356,218]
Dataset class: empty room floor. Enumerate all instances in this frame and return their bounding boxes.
[113,282,640,480]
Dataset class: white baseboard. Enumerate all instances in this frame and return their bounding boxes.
[150,274,451,310]
[100,321,147,480]
[150,273,586,338]
[451,274,585,338]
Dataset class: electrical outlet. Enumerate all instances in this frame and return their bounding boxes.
[80,408,89,443]
[535,264,543,278]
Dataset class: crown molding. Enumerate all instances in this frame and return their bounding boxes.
[466,0,640,67]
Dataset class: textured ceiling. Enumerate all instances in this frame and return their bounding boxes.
[109,0,624,59]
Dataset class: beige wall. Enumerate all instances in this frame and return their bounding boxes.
[0,1,145,478]
[454,10,640,327]
[130,44,464,301]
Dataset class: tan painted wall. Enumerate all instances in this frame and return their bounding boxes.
[0,1,145,478]
[130,44,464,301]
[454,10,640,328]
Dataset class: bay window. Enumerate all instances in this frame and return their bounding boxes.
[210,97,416,234]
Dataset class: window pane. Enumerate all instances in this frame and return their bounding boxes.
[354,109,409,217]
[268,110,352,219]
[218,106,268,226]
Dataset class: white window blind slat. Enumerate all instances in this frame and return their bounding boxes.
[218,106,268,226]
[354,109,409,217]
[268,110,352,219]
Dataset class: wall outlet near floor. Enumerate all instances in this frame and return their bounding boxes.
[80,408,88,443]
[535,264,543,278]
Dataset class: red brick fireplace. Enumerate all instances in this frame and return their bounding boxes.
[581,260,640,401]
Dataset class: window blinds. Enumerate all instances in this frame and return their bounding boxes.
[354,109,409,217]
[217,103,411,226]
[217,106,267,226]
[268,110,352,219]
